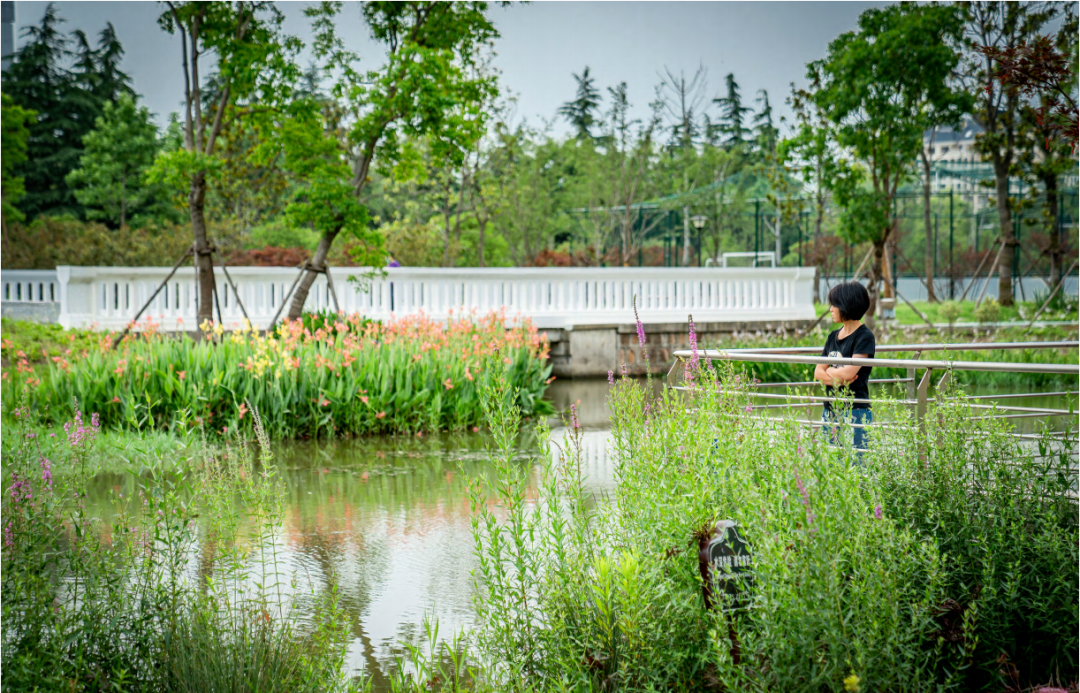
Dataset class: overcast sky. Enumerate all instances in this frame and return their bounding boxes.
[12,1,885,137]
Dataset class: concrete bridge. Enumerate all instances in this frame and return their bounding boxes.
[2,266,816,377]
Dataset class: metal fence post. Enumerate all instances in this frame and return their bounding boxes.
[916,367,934,463]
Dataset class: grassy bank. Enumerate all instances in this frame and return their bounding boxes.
[813,296,1078,326]
[2,312,553,438]
[458,362,1079,692]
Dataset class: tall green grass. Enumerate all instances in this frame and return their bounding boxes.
[2,311,553,438]
[462,358,1078,691]
[1,401,364,692]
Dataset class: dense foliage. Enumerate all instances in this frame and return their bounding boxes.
[3,4,1073,288]
[2,312,553,438]
[464,359,1078,691]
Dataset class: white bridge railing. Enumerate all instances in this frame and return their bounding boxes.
[2,270,60,304]
[9,266,817,330]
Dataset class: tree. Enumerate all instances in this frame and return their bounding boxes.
[811,3,970,319]
[978,24,1079,153]
[152,1,299,325]
[907,6,971,303]
[655,65,709,265]
[1,94,35,232]
[958,2,1061,306]
[752,89,779,158]
[782,86,839,302]
[656,64,708,151]
[714,73,752,149]
[1,5,94,219]
[278,1,499,319]
[66,93,160,228]
[1015,7,1078,292]
[558,66,602,141]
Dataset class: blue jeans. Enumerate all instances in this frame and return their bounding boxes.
[822,408,872,455]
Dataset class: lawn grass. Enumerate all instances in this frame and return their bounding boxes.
[813,297,1078,325]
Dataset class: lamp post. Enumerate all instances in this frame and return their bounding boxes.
[690,215,708,266]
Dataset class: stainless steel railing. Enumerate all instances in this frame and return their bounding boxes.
[669,340,1078,452]
[670,341,1078,479]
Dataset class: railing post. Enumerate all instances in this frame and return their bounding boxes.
[916,367,933,463]
[907,351,921,401]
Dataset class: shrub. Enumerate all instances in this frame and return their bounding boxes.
[1,216,193,269]
[467,358,1078,691]
[974,298,1002,325]
[938,300,962,331]
[2,311,553,438]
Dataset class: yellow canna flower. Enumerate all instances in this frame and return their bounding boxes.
[843,673,860,693]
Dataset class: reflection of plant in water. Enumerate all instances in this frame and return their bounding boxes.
[1,400,361,691]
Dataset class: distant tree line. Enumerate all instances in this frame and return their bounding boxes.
[1,1,1075,318]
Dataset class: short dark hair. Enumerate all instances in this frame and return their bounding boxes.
[827,282,871,321]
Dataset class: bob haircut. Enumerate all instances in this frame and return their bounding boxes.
[827,281,871,322]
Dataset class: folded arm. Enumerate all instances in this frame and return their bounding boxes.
[814,354,870,387]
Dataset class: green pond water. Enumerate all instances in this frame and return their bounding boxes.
[83,378,1076,684]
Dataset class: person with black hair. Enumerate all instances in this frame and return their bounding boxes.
[813,281,876,454]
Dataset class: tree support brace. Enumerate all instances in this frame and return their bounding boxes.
[111,246,194,350]
[268,261,340,328]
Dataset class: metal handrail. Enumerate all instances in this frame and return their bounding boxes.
[714,340,1078,355]
[685,350,1079,375]
[671,340,1079,460]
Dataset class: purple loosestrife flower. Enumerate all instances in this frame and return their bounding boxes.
[608,370,615,385]
[874,505,883,520]
[632,295,647,349]
[40,457,52,489]
[685,314,699,386]
[793,470,815,527]
[570,403,581,429]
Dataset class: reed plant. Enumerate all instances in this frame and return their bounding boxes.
[1,399,362,692]
[466,346,1078,691]
[2,310,553,439]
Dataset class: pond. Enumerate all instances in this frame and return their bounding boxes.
[85,377,1076,686]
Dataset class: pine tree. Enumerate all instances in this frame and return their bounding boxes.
[714,73,752,148]
[1,5,85,218]
[753,89,779,157]
[66,93,161,228]
[558,66,602,141]
[1,5,133,220]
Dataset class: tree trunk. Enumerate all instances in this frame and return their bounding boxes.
[681,206,691,267]
[1045,173,1060,290]
[866,240,884,331]
[813,191,824,304]
[477,215,486,268]
[993,167,1015,306]
[287,229,339,320]
[189,171,216,325]
[921,153,936,302]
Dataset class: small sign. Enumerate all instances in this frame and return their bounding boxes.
[700,520,754,612]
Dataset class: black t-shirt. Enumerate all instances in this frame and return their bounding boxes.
[821,324,876,410]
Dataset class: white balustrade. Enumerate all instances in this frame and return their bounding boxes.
[2,270,60,304]
[51,265,817,331]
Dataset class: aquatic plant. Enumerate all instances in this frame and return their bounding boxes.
[2,310,553,439]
